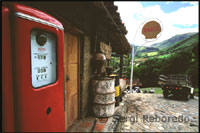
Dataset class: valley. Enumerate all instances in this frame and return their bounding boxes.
[134,32,198,65]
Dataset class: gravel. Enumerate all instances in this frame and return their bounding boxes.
[116,93,199,132]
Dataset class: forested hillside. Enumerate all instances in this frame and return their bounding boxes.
[151,32,197,49]
[110,32,199,87]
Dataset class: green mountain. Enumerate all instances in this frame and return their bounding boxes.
[133,32,198,63]
[161,33,198,54]
[151,32,197,49]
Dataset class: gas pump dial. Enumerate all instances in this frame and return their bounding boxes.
[36,32,47,46]
[31,30,57,88]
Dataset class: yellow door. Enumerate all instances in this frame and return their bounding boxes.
[64,32,79,129]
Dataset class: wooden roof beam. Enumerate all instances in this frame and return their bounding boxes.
[100,2,123,35]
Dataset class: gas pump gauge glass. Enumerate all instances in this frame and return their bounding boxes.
[36,32,47,46]
[31,30,57,88]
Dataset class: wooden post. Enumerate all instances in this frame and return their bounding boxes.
[120,54,123,78]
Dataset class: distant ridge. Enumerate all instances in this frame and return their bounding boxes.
[134,32,198,61]
[151,32,197,49]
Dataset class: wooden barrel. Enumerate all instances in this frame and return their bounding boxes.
[92,78,115,117]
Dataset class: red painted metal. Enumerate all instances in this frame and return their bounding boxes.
[12,3,63,28]
[2,3,65,132]
[2,6,15,132]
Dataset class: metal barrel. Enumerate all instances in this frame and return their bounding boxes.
[92,78,115,117]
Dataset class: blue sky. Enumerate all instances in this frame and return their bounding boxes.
[173,24,198,29]
[115,1,199,46]
[141,2,194,13]
[140,1,199,29]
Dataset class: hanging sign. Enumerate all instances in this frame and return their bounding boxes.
[141,20,162,40]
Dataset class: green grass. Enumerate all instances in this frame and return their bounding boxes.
[194,88,199,96]
[139,52,158,57]
[140,87,163,94]
[138,47,145,51]
[141,53,147,56]
[158,54,170,58]
[147,52,158,56]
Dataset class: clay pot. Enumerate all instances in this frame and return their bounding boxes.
[95,53,106,75]
[95,52,106,61]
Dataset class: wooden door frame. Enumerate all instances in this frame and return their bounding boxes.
[64,28,81,129]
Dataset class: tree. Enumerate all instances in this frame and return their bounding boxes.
[186,62,198,87]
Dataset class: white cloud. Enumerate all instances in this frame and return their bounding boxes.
[167,4,199,26]
[114,2,199,47]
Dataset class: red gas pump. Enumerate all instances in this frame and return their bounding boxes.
[2,6,15,132]
[2,3,65,132]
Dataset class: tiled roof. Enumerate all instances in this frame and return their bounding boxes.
[92,2,132,54]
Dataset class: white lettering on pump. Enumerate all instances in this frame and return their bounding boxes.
[31,30,57,88]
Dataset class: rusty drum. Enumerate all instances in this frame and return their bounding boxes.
[92,78,115,117]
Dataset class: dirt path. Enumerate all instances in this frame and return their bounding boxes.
[117,93,199,132]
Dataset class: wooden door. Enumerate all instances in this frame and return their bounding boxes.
[64,32,79,129]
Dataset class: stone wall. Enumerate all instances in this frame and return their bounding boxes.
[80,36,94,118]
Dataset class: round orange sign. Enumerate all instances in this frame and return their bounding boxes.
[142,20,161,39]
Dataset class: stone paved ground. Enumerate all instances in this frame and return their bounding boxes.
[117,93,199,132]
[66,116,108,132]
